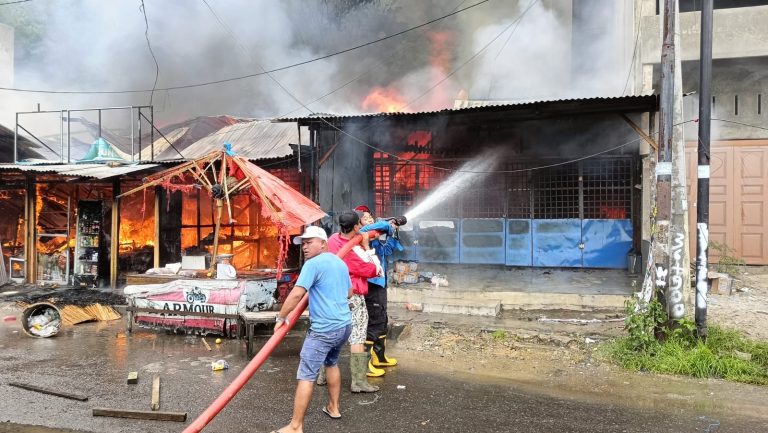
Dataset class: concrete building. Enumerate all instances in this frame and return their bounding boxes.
[631,0,768,265]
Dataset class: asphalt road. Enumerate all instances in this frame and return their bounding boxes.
[0,317,764,433]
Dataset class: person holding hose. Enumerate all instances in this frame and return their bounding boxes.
[326,210,382,393]
[357,205,403,376]
[270,225,352,433]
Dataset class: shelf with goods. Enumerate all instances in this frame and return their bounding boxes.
[74,200,103,287]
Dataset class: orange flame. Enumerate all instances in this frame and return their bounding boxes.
[362,87,408,113]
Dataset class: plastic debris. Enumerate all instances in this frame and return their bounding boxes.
[211,360,230,371]
[396,385,406,390]
[26,307,61,338]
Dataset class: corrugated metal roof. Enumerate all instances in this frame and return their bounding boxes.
[176,119,307,160]
[0,162,160,179]
[278,95,658,122]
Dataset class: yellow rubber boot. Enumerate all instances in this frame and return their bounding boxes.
[367,358,385,377]
[371,335,398,367]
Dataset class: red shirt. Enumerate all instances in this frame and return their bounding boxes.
[327,233,378,296]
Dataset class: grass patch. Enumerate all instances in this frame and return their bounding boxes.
[491,329,508,341]
[599,325,768,385]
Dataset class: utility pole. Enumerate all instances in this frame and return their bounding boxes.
[695,0,713,339]
[656,0,686,323]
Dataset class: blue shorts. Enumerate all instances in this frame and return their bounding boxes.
[297,324,352,381]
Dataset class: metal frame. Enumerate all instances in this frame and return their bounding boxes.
[14,105,154,164]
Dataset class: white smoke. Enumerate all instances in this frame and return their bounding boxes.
[1,0,637,130]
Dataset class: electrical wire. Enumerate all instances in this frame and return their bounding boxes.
[0,0,32,5]
[0,0,492,95]
[404,0,538,111]
[621,0,645,95]
[139,0,160,108]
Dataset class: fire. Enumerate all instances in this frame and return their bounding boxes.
[119,188,156,251]
[362,87,409,113]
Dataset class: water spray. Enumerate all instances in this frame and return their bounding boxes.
[404,147,503,221]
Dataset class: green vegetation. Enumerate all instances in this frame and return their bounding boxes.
[710,241,746,275]
[599,299,768,385]
[491,329,508,341]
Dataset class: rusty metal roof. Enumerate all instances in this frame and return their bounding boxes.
[278,95,658,123]
[171,119,307,160]
[0,162,160,179]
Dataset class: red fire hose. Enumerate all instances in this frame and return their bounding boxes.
[182,230,382,433]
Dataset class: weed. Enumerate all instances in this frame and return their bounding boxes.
[710,241,746,276]
[599,324,768,385]
[491,329,508,341]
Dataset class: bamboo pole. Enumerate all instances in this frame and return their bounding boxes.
[154,187,160,269]
[209,198,223,274]
[110,181,120,289]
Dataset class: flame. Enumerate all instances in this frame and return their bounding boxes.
[119,188,156,251]
[362,87,409,113]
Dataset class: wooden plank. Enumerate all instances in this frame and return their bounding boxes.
[92,407,187,422]
[150,375,160,411]
[8,382,88,402]
[201,337,212,351]
[127,371,138,384]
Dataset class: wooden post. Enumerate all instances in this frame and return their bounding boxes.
[210,199,223,273]
[24,176,36,284]
[110,180,120,289]
[154,187,160,268]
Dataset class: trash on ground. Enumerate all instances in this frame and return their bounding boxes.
[22,303,61,338]
[212,360,229,371]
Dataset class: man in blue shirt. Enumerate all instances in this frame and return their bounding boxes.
[272,225,352,433]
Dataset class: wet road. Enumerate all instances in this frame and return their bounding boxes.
[0,317,765,433]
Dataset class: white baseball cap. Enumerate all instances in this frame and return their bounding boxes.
[293,225,328,244]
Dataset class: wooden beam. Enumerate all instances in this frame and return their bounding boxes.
[92,408,187,422]
[24,177,36,284]
[9,382,88,402]
[110,180,120,289]
[153,187,160,268]
[621,114,658,151]
[150,375,161,411]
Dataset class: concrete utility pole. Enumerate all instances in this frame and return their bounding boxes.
[695,0,713,339]
[655,0,687,323]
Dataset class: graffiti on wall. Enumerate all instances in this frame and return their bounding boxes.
[667,232,686,319]
[695,223,709,310]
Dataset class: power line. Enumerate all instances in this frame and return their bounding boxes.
[139,0,160,108]
[0,0,32,5]
[622,0,645,95]
[404,0,538,111]
[0,0,492,95]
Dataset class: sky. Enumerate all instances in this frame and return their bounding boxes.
[0,0,634,131]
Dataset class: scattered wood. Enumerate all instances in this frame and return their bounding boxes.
[8,382,88,401]
[92,408,187,422]
[127,372,138,384]
[150,375,161,411]
[201,337,212,351]
[16,302,121,326]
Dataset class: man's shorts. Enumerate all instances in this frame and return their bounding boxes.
[348,294,369,345]
[297,323,352,381]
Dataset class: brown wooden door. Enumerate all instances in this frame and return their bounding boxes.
[685,141,768,265]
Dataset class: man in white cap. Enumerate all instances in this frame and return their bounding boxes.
[271,225,353,433]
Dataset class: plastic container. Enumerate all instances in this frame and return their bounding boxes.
[21,302,62,338]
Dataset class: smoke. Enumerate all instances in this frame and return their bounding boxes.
[1,0,637,129]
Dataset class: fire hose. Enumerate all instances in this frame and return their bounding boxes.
[181,229,386,433]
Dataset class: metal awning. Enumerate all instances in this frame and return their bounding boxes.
[0,163,160,179]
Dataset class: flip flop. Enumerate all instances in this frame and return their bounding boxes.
[322,406,342,420]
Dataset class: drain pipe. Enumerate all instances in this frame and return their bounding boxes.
[182,230,383,433]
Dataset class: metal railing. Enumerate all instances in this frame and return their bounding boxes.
[14,105,155,164]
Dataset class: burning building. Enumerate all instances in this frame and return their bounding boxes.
[283,95,658,274]
[0,115,312,288]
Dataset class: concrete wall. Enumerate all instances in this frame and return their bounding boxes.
[636,3,768,140]
[0,23,13,87]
